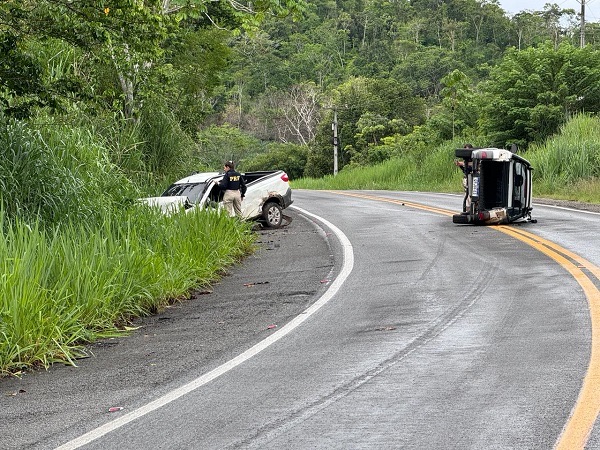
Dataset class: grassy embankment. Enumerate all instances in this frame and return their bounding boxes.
[0,209,254,376]
[294,115,600,205]
[0,118,255,376]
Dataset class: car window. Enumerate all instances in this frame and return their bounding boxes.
[512,162,526,208]
[162,182,207,203]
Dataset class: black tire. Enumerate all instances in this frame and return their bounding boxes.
[263,202,283,228]
[455,148,474,158]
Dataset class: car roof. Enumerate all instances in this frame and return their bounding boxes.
[172,172,222,184]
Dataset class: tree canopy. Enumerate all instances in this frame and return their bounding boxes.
[1,0,598,178]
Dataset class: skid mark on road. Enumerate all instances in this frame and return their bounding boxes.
[231,264,498,449]
[328,190,600,450]
[55,207,354,450]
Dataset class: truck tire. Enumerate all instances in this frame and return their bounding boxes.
[263,202,283,228]
[455,149,474,158]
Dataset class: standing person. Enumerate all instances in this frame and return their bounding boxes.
[216,161,247,218]
[455,144,474,212]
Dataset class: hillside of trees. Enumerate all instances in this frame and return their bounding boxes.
[3,0,600,188]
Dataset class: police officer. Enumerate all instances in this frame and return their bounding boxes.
[216,161,247,218]
[454,144,474,212]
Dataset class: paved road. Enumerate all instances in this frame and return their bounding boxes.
[2,190,600,449]
[1,207,335,450]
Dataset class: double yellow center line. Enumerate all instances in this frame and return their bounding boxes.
[330,191,600,449]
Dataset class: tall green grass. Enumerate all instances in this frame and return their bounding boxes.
[524,114,600,200]
[295,140,465,193]
[0,114,259,376]
[296,116,600,205]
[0,116,138,227]
[0,207,255,375]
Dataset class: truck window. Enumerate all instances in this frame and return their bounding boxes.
[207,184,223,204]
[512,162,526,208]
[162,182,207,203]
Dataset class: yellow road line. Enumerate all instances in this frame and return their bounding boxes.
[497,226,600,450]
[328,190,600,449]
[329,191,455,217]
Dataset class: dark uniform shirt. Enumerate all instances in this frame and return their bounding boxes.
[218,169,247,196]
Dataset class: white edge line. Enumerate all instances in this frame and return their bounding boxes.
[55,206,354,450]
[533,202,600,216]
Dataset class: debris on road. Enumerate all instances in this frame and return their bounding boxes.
[243,281,270,287]
[6,389,26,396]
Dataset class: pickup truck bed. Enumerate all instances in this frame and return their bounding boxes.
[142,170,293,228]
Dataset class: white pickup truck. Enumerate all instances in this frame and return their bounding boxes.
[141,170,293,227]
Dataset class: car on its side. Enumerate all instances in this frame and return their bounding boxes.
[141,170,293,228]
[453,147,534,225]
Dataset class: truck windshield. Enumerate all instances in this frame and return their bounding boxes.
[162,182,207,203]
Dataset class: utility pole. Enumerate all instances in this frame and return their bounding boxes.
[332,109,339,176]
[579,0,585,48]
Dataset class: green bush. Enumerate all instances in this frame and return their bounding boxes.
[196,125,263,170]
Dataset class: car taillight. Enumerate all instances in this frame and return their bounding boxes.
[281,173,289,182]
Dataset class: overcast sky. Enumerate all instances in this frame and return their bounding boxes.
[498,0,600,21]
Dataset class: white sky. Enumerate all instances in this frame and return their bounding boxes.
[498,0,600,21]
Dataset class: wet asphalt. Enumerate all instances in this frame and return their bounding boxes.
[0,208,334,450]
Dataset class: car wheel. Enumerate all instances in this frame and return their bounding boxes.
[263,202,283,228]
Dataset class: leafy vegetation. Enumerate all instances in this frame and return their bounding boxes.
[296,115,600,207]
[2,0,600,374]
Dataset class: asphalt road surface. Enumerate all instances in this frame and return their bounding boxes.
[2,190,600,450]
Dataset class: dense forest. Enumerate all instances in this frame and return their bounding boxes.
[3,0,600,187]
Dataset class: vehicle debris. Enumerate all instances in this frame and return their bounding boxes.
[243,281,270,287]
[6,389,26,396]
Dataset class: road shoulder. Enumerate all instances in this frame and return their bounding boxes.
[1,208,335,450]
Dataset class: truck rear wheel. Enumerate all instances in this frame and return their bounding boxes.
[263,202,283,228]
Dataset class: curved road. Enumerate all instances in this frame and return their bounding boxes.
[5,190,600,449]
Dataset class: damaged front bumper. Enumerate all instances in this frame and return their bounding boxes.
[452,208,508,225]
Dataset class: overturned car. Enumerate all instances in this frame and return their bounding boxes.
[453,147,534,225]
